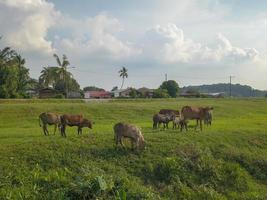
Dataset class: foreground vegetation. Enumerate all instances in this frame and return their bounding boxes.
[0,98,266,199]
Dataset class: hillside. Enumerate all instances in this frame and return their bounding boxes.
[181,83,267,97]
[0,99,266,199]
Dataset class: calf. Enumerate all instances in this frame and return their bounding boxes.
[39,112,61,135]
[153,113,173,129]
[114,122,145,151]
[172,115,188,132]
[60,114,92,137]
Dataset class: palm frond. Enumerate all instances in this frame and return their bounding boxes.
[53,54,62,66]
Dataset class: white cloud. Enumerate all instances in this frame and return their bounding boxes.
[0,0,59,54]
[54,14,141,60]
[145,23,259,64]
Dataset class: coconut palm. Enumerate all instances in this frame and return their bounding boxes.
[118,67,128,89]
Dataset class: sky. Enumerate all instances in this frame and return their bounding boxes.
[1,0,267,90]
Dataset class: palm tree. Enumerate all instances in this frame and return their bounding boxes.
[53,54,71,97]
[118,67,128,89]
[39,67,58,88]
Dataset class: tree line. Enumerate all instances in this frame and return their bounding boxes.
[0,38,181,99]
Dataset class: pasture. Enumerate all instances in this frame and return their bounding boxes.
[0,98,267,199]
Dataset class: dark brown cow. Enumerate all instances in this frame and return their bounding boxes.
[60,114,92,137]
[39,112,61,135]
[153,113,173,129]
[181,106,213,131]
[159,109,180,116]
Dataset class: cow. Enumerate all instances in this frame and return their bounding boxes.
[60,114,92,137]
[39,112,61,136]
[172,115,188,132]
[114,122,145,151]
[153,113,174,129]
[204,110,212,126]
[159,109,180,116]
[181,106,213,131]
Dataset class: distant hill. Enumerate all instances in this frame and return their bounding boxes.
[181,83,267,97]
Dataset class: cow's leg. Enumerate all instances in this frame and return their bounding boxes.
[77,127,81,135]
[200,120,203,131]
[119,136,125,148]
[53,124,57,135]
[42,125,46,135]
[44,124,49,135]
[195,120,199,131]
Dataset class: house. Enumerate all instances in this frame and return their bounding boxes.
[110,88,132,98]
[137,87,154,98]
[68,91,82,99]
[39,88,60,99]
[84,90,111,99]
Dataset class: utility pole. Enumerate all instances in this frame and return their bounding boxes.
[165,73,168,82]
[229,75,235,97]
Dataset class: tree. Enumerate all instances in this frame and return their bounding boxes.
[0,39,30,98]
[153,89,170,98]
[160,80,179,97]
[53,54,71,97]
[111,86,118,91]
[118,67,128,89]
[83,86,105,92]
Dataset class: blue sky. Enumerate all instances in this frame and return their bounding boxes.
[1,0,267,90]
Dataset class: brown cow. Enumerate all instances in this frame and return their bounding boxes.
[159,109,180,116]
[114,122,145,151]
[181,106,213,131]
[60,114,92,137]
[39,112,61,135]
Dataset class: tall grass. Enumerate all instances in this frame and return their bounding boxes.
[0,98,266,199]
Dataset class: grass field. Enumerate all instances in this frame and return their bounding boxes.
[0,98,267,200]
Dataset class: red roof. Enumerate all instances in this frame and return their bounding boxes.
[87,91,111,98]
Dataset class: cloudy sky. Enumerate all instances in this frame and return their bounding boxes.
[1,0,267,90]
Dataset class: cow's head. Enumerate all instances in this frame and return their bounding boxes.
[83,119,93,129]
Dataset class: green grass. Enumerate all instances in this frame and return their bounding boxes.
[0,98,267,199]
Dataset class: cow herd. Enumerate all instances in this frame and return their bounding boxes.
[38,105,213,151]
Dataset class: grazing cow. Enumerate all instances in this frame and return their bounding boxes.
[60,114,92,137]
[159,109,180,116]
[39,112,61,135]
[181,106,213,131]
[153,113,173,129]
[172,115,188,132]
[114,122,145,151]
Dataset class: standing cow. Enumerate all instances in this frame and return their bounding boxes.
[114,122,145,151]
[153,113,174,129]
[39,112,61,135]
[60,114,92,137]
[181,106,213,131]
[172,115,188,132]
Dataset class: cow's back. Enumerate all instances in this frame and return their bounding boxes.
[40,112,60,124]
[159,109,179,116]
[181,106,203,120]
[114,122,139,138]
[61,114,83,126]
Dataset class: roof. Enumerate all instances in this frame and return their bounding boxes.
[85,90,111,97]
[110,88,131,93]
